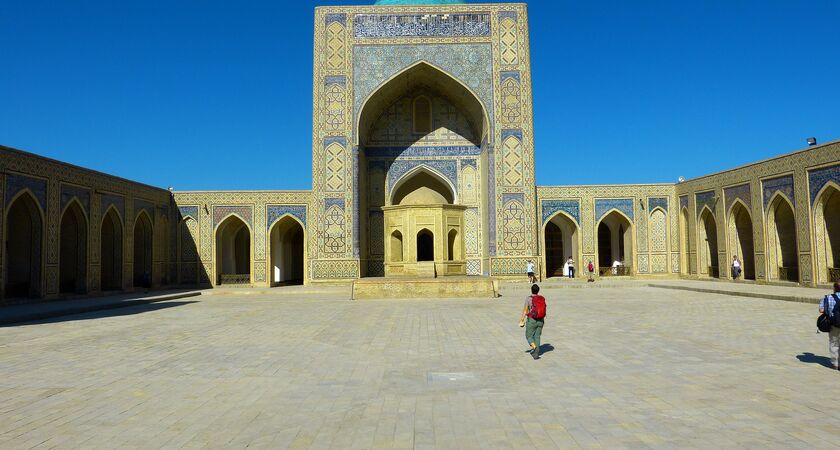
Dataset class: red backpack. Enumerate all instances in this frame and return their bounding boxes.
[528,295,547,319]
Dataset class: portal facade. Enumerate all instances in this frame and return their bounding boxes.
[1,0,840,304]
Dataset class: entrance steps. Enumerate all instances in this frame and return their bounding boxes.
[352,276,497,300]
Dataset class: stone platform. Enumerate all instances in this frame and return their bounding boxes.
[352,276,497,300]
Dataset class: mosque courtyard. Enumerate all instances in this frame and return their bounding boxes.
[1,286,839,449]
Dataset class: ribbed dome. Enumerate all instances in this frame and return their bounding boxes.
[374,0,465,4]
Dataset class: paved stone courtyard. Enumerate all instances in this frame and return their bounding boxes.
[2,286,839,449]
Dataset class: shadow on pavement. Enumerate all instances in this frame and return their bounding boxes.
[1,301,199,328]
[796,352,834,369]
[539,344,555,354]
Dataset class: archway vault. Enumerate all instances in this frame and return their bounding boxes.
[356,61,489,146]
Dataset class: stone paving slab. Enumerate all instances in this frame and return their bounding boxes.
[646,279,831,304]
[1,288,839,449]
[0,290,202,326]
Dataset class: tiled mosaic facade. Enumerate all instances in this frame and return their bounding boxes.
[2,3,840,304]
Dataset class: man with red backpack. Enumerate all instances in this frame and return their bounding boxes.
[519,284,547,360]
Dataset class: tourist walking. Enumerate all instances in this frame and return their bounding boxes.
[519,284,546,360]
[732,256,742,280]
[587,260,595,282]
[819,281,840,370]
[567,257,575,279]
[526,260,536,283]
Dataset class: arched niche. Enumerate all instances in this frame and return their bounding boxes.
[215,215,251,285]
[728,201,755,280]
[59,199,88,294]
[698,207,720,278]
[596,210,633,275]
[178,217,199,285]
[4,191,44,298]
[101,206,123,291]
[417,229,435,262]
[680,207,690,275]
[766,194,798,282]
[814,183,840,283]
[268,215,305,286]
[391,167,455,206]
[133,212,153,288]
[390,230,404,262]
[543,212,580,278]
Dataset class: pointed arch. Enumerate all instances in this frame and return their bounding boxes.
[356,60,490,145]
[542,210,581,279]
[416,228,435,262]
[727,199,755,280]
[596,210,634,276]
[814,182,840,283]
[766,193,798,282]
[133,210,154,288]
[268,214,306,286]
[4,190,45,298]
[215,214,252,285]
[100,205,124,291]
[390,165,457,206]
[680,206,690,275]
[698,206,720,278]
[59,198,88,294]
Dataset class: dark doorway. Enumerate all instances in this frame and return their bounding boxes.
[133,213,153,288]
[545,222,564,277]
[417,229,434,262]
[59,201,87,294]
[5,193,43,298]
[101,208,123,291]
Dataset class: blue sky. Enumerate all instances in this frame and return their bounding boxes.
[2,0,838,190]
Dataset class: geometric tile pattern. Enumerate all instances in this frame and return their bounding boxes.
[595,199,635,222]
[353,13,491,38]
[762,175,795,208]
[724,184,751,212]
[808,163,840,203]
[648,197,668,212]
[266,205,307,228]
[541,200,580,225]
[695,191,716,215]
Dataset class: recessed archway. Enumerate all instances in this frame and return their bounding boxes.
[390,231,404,262]
[215,215,251,285]
[680,207,690,274]
[59,200,88,294]
[417,229,434,262]
[269,216,305,287]
[447,229,460,261]
[767,194,798,282]
[178,217,199,285]
[544,212,580,278]
[728,201,755,280]
[133,212,153,288]
[100,207,123,291]
[4,191,43,298]
[596,210,633,275]
[391,167,456,206]
[698,207,720,278]
[814,184,840,283]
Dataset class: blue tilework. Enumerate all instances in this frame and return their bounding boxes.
[60,184,91,215]
[5,173,47,211]
[501,129,523,141]
[542,200,580,225]
[809,164,840,203]
[266,205,307,227]
[487,143,496,256]
[498,11,518,21]
[353,44,494,133]
[502,193,524,204]
[386,160,458,194]
[364,145,481,158]
[595,199,634,222]
[695,191,716,215]
[325,198,345,210]
[648,197,668,212]
[325,76,347,86]
[500,71,520,82]
[763,175,795,208]
[353,146,361,258]
[135,199,155,222]
[324,136,348,147]
[101,194,125,220]
[179,206,199,220]
[326,13,346,25]
[679,195,689,211]
[213,206,253,227]
[724,184,751,212]
[353,13,491,38]
[460,158,478,169]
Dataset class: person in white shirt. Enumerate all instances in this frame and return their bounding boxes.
[731,256,742,280]
[526,260,536,283]
[612,260,621,275]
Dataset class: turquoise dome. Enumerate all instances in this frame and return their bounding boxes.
[375,0,465,4]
